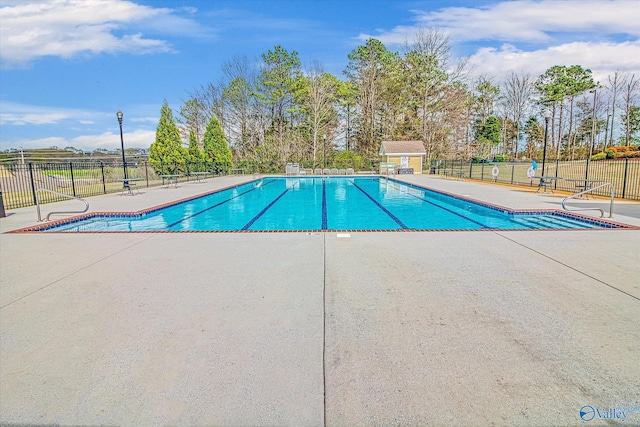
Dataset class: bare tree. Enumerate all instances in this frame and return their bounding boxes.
[501,72,534,158]
[621,73,639,145]
[403,27,471,162]
[220,55,259,152]
[606,71,626,146]
[177,98,207,149]
[301,61,339,168]
[189,82,224,130]
[404,27,470,82]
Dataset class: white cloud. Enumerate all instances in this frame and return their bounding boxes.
[0,0,187,66]
[4,129,156,151]
[130,117,159,123]
[70,129,155,150]
[0,102,96,126]
[467,40,640,82]
[360,0,640,45]
[0,112,70,126]
[352,1,640,83]
[0,102,158,151]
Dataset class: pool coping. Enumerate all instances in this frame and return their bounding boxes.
[7,176,638,233]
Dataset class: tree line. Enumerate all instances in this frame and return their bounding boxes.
[149,28,640,174]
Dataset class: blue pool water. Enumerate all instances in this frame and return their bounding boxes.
[43,177,618,232]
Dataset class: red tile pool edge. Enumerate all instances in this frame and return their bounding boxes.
[7,178,639,233]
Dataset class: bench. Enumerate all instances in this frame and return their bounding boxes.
[443,169,465,180]
[118,178,143,195]
[160,174,182,188]
[535,177,562,193]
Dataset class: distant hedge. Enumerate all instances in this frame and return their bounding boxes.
[591,145,640,160]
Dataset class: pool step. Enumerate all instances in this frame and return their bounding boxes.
[511,214,595,229]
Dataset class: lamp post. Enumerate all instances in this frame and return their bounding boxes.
[604,113,611,150]
[586,89,597,181]
[116,111,128,186]
[541,108,551,181]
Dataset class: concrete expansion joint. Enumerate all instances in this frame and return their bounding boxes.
[494,231,640,302]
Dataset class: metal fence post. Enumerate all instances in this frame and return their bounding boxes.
[510,164,515,184]
[145,161,149,187]
[69,162,77,197]
[622,157,629,199]
[101,162,106,194]
[28,162,37,206]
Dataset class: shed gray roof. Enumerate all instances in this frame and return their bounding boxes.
[379,140,426,155]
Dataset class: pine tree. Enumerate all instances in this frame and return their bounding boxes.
[149,100,187,174]
[203,117,233,174]
[187,129,203,167]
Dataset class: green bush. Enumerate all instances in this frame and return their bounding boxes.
[590,152,607,161]
[333,150,360,169]
[606,150,615,159]
[353,155,362,170]
[493,154,507,162]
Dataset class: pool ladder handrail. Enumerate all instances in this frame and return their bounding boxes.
[36,188,89,222]
[561,182,614,218]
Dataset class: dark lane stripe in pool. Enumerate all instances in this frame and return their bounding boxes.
[242,188,290,230]
[167,179,276,229]
[405,191,491,229]
[350,179,408,230]
[322,180,328,230]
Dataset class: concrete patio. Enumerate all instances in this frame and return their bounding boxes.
[1,175,639,426]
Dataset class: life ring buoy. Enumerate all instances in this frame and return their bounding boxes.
[491,166,499,177]
[526,167,535,178]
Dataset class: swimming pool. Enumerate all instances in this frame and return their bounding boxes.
[34,177,626,232]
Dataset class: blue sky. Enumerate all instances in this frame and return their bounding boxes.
[1,0,639,152]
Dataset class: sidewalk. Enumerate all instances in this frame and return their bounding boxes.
[1,175,639,426]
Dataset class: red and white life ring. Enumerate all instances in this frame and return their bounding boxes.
[527,167,535,178]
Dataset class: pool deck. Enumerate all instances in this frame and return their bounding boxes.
[1,175,639,426]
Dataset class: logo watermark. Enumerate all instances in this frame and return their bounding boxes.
[580,405,640,423]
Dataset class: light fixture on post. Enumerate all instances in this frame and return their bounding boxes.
[116,110,128,188]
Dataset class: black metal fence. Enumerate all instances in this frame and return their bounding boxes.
[431,158,640,200]
[0,160,220,210]
[1,158,638,211]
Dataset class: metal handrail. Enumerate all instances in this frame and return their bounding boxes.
[561,182,614,218]
[36,188,89,222]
